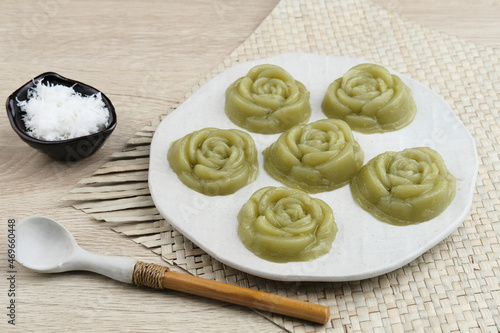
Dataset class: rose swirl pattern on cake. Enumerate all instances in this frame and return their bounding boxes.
[238,186,337,263]
[263,119,364,193]
[321,63,417,133]
[225,64,311,134]
[167,128,258,196]
[350,147,456,225]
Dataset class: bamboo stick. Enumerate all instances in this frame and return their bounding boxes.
[161,271,330,324]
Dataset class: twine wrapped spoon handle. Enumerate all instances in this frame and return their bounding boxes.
[132,261,330,325]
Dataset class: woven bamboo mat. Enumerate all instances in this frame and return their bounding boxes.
[63,0,500,331]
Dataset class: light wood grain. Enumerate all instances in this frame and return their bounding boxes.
[0,1,283,332]
[1,0,499,332]
[373,0,500,48]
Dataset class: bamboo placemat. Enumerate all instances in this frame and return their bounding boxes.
[63,0,500,331]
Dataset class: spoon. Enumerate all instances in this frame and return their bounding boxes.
[16,215,330,325]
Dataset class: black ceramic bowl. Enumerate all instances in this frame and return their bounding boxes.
[6,72,117,162]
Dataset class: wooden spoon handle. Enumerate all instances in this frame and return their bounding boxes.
[132,261,330,325]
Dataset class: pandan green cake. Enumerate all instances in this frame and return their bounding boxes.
[322,63,417,133]
[225,64,311,134]
[238,186,337,263]
[350,147,456,226]
[263,119,364,193]
[167,128,258,196]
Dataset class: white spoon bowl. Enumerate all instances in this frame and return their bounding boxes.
[16,215,136,283]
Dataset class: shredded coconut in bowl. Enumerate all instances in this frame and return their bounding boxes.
[17,79,110,141]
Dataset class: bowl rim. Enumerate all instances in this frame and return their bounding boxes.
[5,71,117,146]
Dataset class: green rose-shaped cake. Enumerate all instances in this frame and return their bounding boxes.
[263,119,364,193]
[225,64,311,134]
[321,63,417,133]
[238,186,337,262]
[350,147,456,225]
[167,128,258,196]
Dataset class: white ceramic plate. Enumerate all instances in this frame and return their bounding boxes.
[149,53,478,281]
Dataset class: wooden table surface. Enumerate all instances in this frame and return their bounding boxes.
[1,1,498,332]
